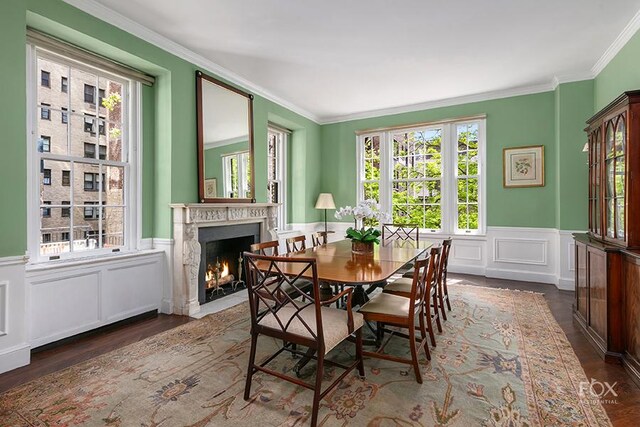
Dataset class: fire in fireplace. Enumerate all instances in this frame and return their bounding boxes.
[198,224,260,304]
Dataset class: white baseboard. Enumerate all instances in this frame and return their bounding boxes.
[485,267,558,285]
[0,343,30,373]
[448,264,486,276]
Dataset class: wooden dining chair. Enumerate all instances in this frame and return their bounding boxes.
[358,252,437,383]
[286,235,307,253]
[250,240,279,256]
[243,252,365,427]
[311,231,333,247]
[402,238,452,320]
[382,247,443,347]
[439,239,453,315]
[382,223,419,242]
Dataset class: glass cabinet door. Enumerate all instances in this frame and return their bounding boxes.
[604,113,626,242]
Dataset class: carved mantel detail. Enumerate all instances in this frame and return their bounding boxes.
[170,203,279,316]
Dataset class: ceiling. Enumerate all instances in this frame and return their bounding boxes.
[94,0,640,122]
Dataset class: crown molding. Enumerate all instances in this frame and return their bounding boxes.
[61,0,320,123]
[592,7,640,76]
[551,71,595,90]
[319,82,558,124]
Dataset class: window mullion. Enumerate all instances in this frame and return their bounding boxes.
[381,132,392,218]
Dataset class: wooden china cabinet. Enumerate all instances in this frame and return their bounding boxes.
[574,91,640,384]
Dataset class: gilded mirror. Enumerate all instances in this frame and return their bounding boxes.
[196,71,254,202]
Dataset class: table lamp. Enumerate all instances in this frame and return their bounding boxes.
[315,193,336,234]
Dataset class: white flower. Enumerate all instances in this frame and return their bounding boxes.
[334,200,391,224]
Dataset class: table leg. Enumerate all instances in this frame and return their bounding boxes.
[352,285,369,307]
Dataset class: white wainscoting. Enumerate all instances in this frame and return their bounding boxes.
[286,222,580,290]
[0,256,30,373]
[153,238,174,314]
[26,251,165,348]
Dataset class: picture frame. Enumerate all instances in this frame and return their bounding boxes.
[204,178,217,198]
[503,145,545,188]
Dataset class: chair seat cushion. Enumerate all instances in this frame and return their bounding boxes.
[359,292,411,318]
[383,277,413,296]
[259,304,363,354]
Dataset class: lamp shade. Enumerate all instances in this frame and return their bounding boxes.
[315,193,336,209]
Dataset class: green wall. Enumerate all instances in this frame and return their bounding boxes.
[555,80,594,230]
[0,0,321,257]
[322,92,561,228]
[595,29,640,111]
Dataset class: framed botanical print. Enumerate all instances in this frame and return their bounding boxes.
[503,145,545,188]
[204,178,217,198]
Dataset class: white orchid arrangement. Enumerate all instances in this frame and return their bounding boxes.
[334,199,391,244]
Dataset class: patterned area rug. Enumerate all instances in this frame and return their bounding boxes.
[0,284,611,426]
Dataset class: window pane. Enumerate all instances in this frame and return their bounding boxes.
[105,165,125,205]
[73,207,101,252]
[104,120,123,161]
[74,162,101,201]
[69,65,96,110]
[103,207,125,248]
[40,207,71,256]
[616,198,625,239]
[615,117,625,156]
[615,157,625,198]
[363,181,379,202]
[37,58,69,109]
[606,199,615,238]
[40,159,71,202]
[99,77,124,123]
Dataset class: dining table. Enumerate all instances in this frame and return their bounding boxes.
[266,238,432,306]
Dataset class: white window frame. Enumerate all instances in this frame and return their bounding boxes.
[267,126,288,230]
[356,117,486,236]
[26,44,142,263]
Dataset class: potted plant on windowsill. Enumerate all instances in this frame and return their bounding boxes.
[335,200,391,254]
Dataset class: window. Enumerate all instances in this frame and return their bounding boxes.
[84,172,105,191]
[356,118,485,235]
[98,118,106,136]
[30,45,136,260]
[61,201,70,217]
[40,103,50,120]
[84,84,95,103]
[84,115,95,134]
[40,136,51,153]
[84,142,96,158]
[42,168,51,185]
[99,88,105,105]
[42,233,51,243]
[61,76,68,93]
[267,126,288,229]
[222,152,250,198]
[40,70,50,87]
[42,201,51,217]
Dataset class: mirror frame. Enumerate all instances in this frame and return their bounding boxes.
[196,70,255,203]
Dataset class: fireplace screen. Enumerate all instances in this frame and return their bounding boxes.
[198,223,260,304]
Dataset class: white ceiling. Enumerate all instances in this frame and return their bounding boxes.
[94,0,640,122]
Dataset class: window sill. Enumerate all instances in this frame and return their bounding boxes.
[25,248,164,273]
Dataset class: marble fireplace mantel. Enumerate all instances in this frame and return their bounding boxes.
[170,203,279,315]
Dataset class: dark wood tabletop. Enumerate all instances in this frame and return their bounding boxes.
[258,239,431,284]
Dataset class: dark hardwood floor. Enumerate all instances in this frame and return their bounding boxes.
[0,275,638,426]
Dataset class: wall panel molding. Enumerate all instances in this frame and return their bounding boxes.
[493,238,548,266]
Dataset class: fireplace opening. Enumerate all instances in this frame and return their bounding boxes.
[198,223,260,304]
